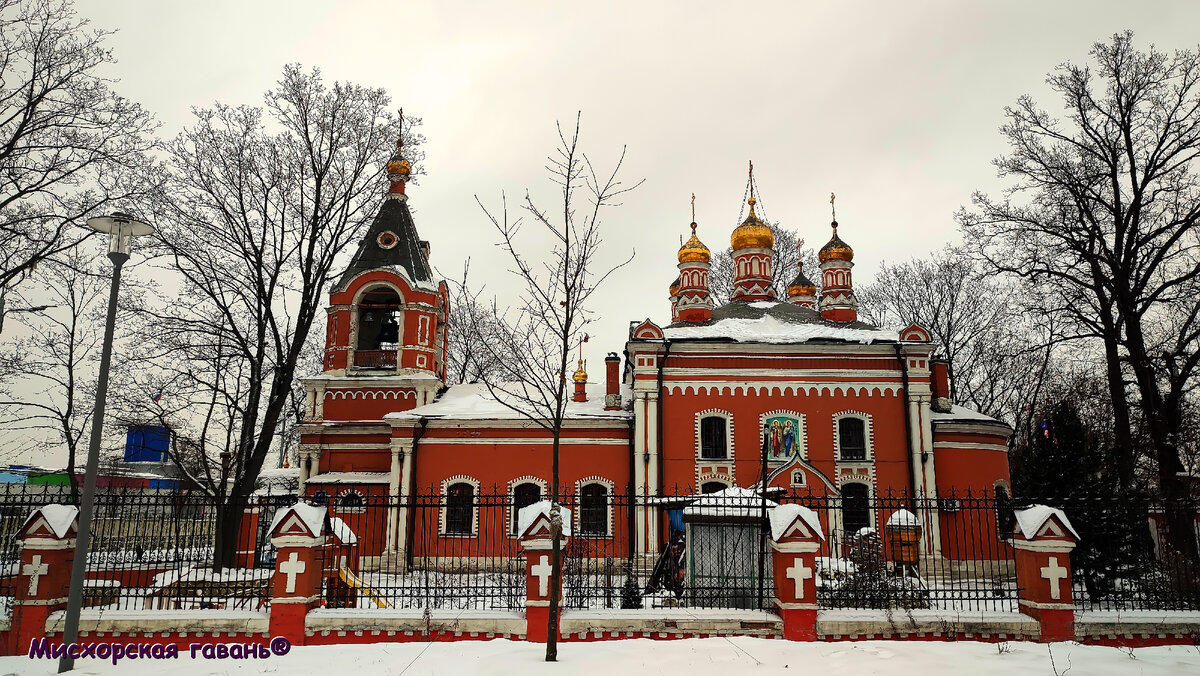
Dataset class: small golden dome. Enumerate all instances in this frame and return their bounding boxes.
[786,260,818,297]
[572,358,587,383]
[731,197,774,250]
[386,138,412,178]
[818,221,854,263]
[669,275,681,296]
[678,222,711,263]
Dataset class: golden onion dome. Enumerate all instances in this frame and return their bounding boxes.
[786,260,818,297]
[678,222,711,263]
[386,138,412,178]
[730,197,774,250]
[669,275,681,297]
[572,358,587,383]
[818,221,854,263]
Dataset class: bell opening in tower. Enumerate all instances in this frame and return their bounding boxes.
[354,286,402,369]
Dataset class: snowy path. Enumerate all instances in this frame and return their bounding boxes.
[6,638,1200,675]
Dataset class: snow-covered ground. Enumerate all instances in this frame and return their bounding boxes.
[6,638,1200,675]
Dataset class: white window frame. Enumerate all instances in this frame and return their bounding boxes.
[837,480,874,535]
[695,409,734,461]
[832,410,874,462]
[508,476,548,536]
[440,475,481,537]
[574,476,615,538]
[334,489,366,514]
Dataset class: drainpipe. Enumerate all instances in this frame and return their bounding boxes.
[654,340,673,493]
[403,417,429,568]
[894,343,916,507]
[626,418,636,568]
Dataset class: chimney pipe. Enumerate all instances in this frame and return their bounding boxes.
[604,353,621,410]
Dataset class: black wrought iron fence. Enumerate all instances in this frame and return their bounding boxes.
[0,484,1194,615]
[1049,495,1200,612]
[783,490,1020,612]
[321,490,525,611]
[0,485,271,612]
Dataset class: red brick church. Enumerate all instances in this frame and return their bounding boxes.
[294,141,1012,563]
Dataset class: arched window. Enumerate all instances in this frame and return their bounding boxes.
[701,481,728,494]
[445,482,475,535]
[512,482,542,534]
[580,483,609,535]
[336,491,364,512]
[355,285,402,368]
[700,416,728,459]
[838,417,867,461]
[841,483,871,535]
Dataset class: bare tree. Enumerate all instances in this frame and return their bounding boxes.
[468,114,639,661]
[959,32,1200,559]
[0,250,107,498]
[857,244,1048,422]
[0,0,158,310]
[120,65,413,570]
[442,265,512,385]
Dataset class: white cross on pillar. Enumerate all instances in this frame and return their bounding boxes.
[280,552,306,594]
[1040,555,1068,600]
[531,554,553,598]
[785,557,813,600]
[22,554,48,596]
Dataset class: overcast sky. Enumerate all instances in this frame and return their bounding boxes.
[9,1,1200,467]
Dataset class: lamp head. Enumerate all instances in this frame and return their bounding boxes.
[86,212,155,257]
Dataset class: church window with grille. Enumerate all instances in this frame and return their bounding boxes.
[446,482,475,535]
[842,483,870,535]
[700,416,728,459]
[512,482,542,534]
[838,417,867,461]
[580,483,609,535]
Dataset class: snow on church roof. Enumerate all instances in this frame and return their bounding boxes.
[930,405,1010,428]
[385,382,632,422]
[662,301,897,345]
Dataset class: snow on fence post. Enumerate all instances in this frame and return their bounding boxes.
[518,501,571,643]
[768,504,823,641]
[268,502,329,646]
[11,505,78,654]
[1011,505,1079,642]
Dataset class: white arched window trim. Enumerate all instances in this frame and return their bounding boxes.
[440,475,481,537]
[695,409,734,460]
[574,476,615,538]
[508,476,548,536]
[334,488,366,514]
[832,410,875,462]
[836,479,875,535]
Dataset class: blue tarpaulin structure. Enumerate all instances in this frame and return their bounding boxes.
[124,426,169,462]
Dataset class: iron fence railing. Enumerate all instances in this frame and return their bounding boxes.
[0,484,1194,614]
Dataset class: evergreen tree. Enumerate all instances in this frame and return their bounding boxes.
[1011,401,1153,606]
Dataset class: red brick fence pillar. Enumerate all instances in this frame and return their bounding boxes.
[769,504,823,641]
[10,505,78,654]
[518,502,571,643]
[1012,505,1079,642]
[268,503,329,647]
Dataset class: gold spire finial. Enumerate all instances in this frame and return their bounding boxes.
[749,160,755,200]
[691,192,696,223]
[830,191,837,223]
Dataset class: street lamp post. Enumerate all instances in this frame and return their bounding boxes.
[58,213,154,673]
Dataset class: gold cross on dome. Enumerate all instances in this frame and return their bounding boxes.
[691,192,696,222]
[830,192,836,221]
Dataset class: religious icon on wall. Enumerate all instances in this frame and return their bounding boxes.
[766,415,800,461]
